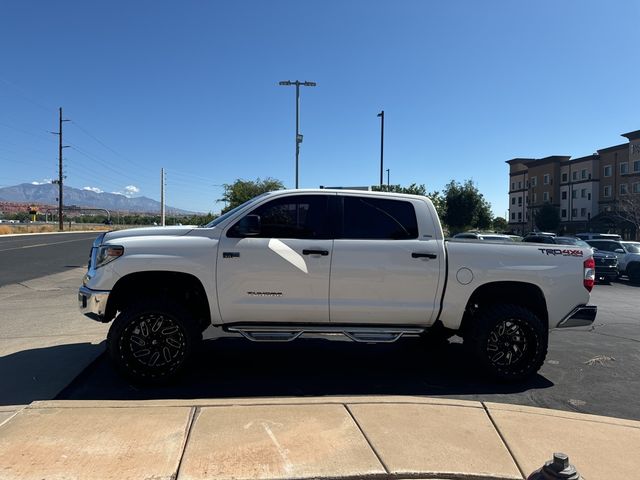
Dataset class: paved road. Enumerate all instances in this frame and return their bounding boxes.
[0,232,98,286]
[58,280,640,422]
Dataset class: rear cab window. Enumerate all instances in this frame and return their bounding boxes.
[339,196,419,240]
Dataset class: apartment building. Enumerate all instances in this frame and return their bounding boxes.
[507,129,640,237]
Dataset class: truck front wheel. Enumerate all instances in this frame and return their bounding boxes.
[106,299,202,383]
[465,304,547,381]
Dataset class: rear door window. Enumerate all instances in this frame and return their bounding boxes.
[340,196,418,240]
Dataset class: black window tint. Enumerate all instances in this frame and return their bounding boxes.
[589,241,614,252]
[342,196,418,240]
[229,195,330,239]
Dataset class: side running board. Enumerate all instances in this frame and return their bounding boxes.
[225,325,425,343]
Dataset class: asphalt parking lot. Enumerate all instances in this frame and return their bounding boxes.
[58,279,640,422]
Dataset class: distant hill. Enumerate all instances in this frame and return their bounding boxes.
[0,183,197,214]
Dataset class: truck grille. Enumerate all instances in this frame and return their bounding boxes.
[595,257,616,266]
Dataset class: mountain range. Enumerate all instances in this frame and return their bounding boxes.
[0,183,197,214]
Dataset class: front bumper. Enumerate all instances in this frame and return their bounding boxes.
[78,286,110,322]
[556,305,597,328]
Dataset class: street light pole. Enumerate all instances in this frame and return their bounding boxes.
[279,80,316,189]
[377,110,384,187]
[386,168,390,187]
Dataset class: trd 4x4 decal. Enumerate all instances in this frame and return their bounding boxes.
[538,248,584,257]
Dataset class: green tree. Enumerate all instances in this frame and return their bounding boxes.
[219,177,285,213]
[491,216,508,232]
[535,204,560,232]
[441,180,493,234]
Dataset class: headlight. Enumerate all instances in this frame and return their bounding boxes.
[95,245,124,268]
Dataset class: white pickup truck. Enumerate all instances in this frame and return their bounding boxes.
[79,189,597,382]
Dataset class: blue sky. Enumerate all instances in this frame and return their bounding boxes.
[1,1,638,215]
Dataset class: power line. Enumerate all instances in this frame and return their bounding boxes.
[0,76,55,113]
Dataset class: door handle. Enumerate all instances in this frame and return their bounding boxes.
[412,252,437,259]
[303,249,329,256]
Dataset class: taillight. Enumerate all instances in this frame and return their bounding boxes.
[584,257,595,292]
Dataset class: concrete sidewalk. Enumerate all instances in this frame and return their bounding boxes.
[0,267,108,405]
[1,396,638,480]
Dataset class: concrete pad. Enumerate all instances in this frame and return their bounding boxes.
[0,405,25,426]
[179,404,385,480]
[0,406,193,480]
[485,402,640,429]
[487,403,640,479]
[349,403,522,480]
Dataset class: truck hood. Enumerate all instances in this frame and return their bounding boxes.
[103,226,195,242]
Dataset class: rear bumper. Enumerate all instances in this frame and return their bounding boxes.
[556,305,597,328]
[78,286,110,322]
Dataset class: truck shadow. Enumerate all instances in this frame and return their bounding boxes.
[56,335,553,401]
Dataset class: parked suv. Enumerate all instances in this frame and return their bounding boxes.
[522,236,618,283]
[586,240,640,283]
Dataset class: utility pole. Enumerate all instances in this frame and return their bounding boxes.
[386,168,390,187]
[279,80,317,189]
[50,107,69,231]
[161,168,166,226]
[377,110,385,187]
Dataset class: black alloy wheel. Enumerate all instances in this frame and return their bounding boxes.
[107,299,201,383]
[465,304,547,381]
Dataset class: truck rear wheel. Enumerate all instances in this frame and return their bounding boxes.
[465,304,547,381]
[106,299,201,383]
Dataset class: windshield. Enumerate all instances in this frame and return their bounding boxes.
[203,193,269,228]
[622,242,640,254]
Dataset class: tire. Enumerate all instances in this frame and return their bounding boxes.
[464,304,547,381]
[628,264,640,284]
[106,298,202,383]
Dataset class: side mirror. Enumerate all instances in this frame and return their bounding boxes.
[237,215,261,236]
[614,248,625,254]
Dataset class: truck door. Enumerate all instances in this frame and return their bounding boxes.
[217,193,334,324]
[329,195,442,325]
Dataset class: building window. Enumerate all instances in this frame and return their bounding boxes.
[603,165,612,177]
[517,196,522,206]
[561,172,568,182]
[517,212,522,220]
[572,171,578,181]
[633,182,640,194]
[572,208,578,218]
[581,188,586,198]
[531,177,537,187]
[588,192,591,200]
[571,189,577,199]
[580,207,587,217]
[620,183,628,195]
[543,174,550,185]
[543,192,549,202]
[511,197,515,205]
[525,195,528,205]
[511,182,515,190]
[518,181,522,189]
[511,212,515,220]
[633,160,640,173]
[561,191,567,200]
[620,162,628,175]
[581,169,587,179]
[604,185,611,197]
[561,209,567,218]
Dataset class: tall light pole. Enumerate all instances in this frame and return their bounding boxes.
[279,80,316,189]
[377,110,385,187]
